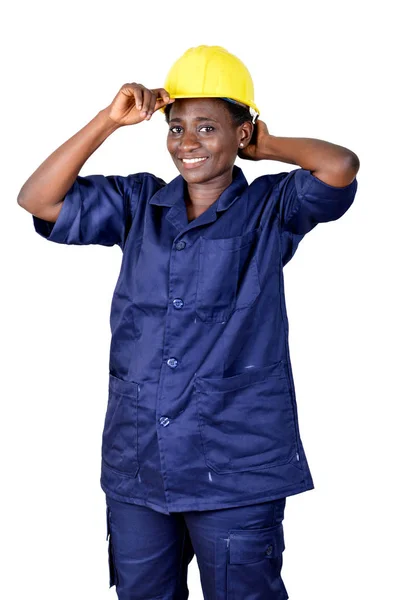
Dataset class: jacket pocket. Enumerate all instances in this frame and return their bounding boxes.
[101,373,140,476]
[195,229,261,323]
[194,360,297,473]
[227,523,288,600]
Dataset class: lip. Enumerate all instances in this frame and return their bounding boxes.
[178,156,209,169]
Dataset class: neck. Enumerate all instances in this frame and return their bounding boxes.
[186,169,233,208]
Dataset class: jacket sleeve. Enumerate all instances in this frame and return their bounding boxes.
[276,167,358,235]
[32,173,139,250]
[274,167,358,265]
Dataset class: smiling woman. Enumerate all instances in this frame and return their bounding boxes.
[17,44,359,600]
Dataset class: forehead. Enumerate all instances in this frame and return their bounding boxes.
[168,98,230,121]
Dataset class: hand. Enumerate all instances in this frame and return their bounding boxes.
[104,83,175,126]
[238,119,271,161]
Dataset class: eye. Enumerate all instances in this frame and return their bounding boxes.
[169,126,183,134]
[199,126,215,133]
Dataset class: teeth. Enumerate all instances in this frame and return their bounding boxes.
[182,157,207,163]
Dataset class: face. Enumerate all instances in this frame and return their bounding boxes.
[166,98,251,185]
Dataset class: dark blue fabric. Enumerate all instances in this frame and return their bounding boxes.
[33,165,358,515]
[105,493,288,599]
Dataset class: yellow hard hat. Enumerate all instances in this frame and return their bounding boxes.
[161,45,260,122]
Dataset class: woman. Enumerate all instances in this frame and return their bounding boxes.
[17,46,359,600]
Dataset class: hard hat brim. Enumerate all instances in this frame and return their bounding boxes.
[160,94,260,118]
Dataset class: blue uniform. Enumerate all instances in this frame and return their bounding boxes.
[33,165,357,516]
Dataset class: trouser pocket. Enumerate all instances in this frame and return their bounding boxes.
[227,523,289,600]
[106,505,119,589]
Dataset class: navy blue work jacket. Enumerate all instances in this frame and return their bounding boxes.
[33,165,358,515]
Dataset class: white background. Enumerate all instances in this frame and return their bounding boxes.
[2,0,397,598]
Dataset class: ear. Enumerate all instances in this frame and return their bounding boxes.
[237,121,254,149]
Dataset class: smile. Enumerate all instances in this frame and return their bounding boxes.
[181,157,208,163]
[181,156,208,168]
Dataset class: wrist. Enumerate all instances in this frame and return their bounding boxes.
[97,107,122,134]
[257,135,280,160]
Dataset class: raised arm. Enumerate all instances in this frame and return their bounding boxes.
[17,111,121,222]
[17,84,174,222]
[239,120,360,186]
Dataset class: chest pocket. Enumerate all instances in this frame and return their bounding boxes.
[196,228,261,323]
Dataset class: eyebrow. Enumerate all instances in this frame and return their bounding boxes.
[168,117,218,124]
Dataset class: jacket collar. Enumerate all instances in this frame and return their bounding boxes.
[149,165,248,213]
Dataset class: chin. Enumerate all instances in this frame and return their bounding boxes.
[181,170,212,184]
[179,166,220,185]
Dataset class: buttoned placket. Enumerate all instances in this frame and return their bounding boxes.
[157,237,185,428]
[154,199,222,502]
[147,167,253,509]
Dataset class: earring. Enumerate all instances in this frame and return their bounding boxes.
[240,143,244,147]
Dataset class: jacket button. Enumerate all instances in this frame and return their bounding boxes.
[175,241,186,250]
[159,416,170,427]
[265,545,273,556]
[167,358,178,368]
[173,298,184,309]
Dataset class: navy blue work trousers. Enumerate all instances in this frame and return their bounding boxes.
[105,494,289,600]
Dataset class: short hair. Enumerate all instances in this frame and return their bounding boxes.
[164,98,253,127]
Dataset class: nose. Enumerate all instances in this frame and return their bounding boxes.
[179,130,201,152]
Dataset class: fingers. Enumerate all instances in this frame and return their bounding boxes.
[140,87,174,119]
[122,84,152,119]
[139,87,155,119]
[123,84,174,121]
[154,88,174,106]
[148,92,158,118]
[152,88,175,113]
[120,83,142,112]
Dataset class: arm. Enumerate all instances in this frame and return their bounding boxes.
[239,120,360,186]
[17,109,120,222]
[17,83,173,222]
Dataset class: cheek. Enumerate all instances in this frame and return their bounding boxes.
[166,138,176,154]
[215,133,238,151]
[206,138,226,156]
[213,139,238,161]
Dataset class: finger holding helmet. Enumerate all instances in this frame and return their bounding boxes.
[105,83,175,127]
